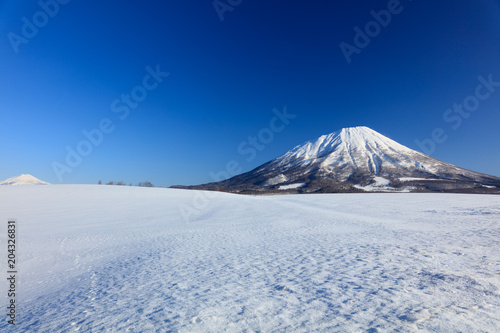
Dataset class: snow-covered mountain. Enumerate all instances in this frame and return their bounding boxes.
[173,126,500,194]
[0,174,50,186]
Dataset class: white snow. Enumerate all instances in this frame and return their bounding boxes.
[0,174,49,186]
[1,185,499,332]
[482,185,497,189]
[354,176,395,192]
[278,183,306,190]
[264,174,288,186]
[399,177,439,182]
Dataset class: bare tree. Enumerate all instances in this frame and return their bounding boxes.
[137,181,154,187]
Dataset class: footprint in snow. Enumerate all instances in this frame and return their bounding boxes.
[274,285,293,293]
[398,309,432,323]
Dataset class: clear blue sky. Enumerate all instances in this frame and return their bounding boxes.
[1,0,500,186]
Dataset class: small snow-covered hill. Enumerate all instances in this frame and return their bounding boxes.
[174,126,500,194]
[0,174,50,185]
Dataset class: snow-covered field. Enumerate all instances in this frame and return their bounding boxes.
[1,185,499,332]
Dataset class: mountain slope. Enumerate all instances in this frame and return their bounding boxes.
[173,126,500,194]
[0,174,50,186]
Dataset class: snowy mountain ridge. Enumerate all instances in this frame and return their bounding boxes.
[0,174,50,186]
[280,126,414,162]
[173,126,500,194]
[268,126,474,181]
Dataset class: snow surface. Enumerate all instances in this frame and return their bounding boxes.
[1,185,500,332]
[0,174,49,186]
[279,183,306,190]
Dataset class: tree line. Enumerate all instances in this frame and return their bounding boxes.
[98,180,154,187]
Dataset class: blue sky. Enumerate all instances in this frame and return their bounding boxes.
[1,0,500,186]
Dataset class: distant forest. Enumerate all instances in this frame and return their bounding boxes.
[98,180,154,187]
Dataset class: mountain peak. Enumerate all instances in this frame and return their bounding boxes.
[0,174,50,186]
[278,126,411,165]
[340,125,372,132]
